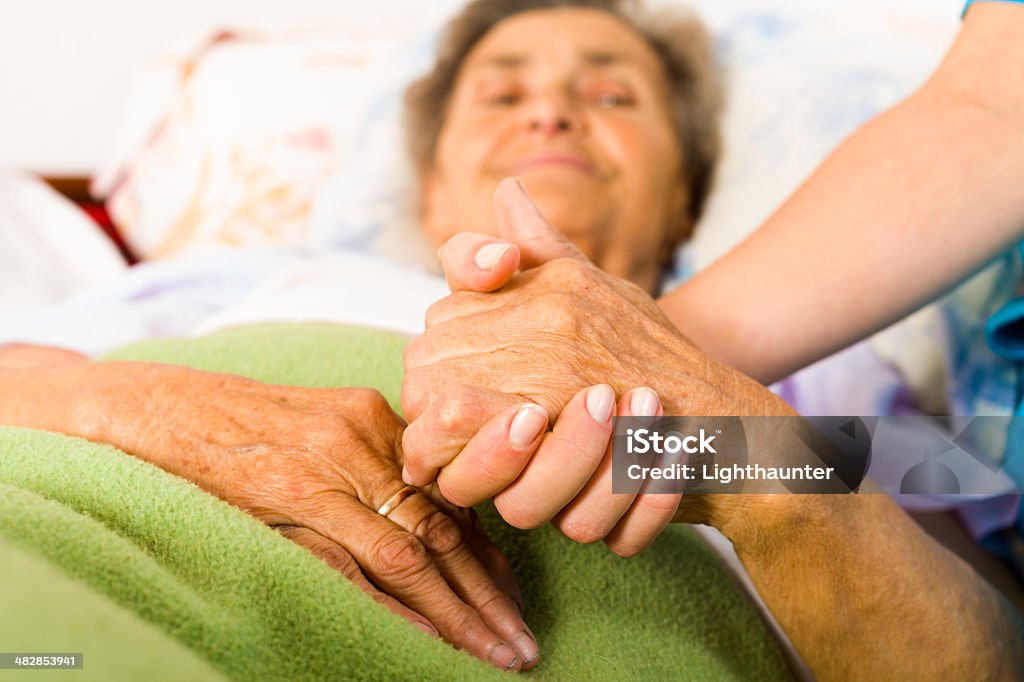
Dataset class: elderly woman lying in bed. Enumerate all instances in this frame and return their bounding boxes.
[1,0,1020,679]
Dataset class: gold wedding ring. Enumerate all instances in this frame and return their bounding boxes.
[376,485,418,517]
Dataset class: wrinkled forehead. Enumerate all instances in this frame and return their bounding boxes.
[457,8,671,87]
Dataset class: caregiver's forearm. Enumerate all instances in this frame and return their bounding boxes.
[661,3,1024,384]
[720,491,1024,681]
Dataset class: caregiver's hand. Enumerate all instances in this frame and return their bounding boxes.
[0,361,535,671]
[405,378,678,557]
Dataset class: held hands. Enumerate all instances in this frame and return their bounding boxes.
[402,179,770,554]
[100,365,538,671]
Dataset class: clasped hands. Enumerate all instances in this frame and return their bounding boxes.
[404,177,723,554]
[403,180,792,548]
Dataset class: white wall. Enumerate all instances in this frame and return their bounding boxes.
[0,0,394,174]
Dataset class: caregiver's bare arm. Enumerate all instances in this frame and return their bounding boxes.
[0,360,538,671]
[706,489,1024,681]
[663,2,1024,384]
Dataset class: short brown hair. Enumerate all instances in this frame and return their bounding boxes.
[404,0,723,238]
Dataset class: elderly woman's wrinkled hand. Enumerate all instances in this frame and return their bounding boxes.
[96,363,537,671]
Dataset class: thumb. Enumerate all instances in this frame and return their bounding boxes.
[494,177,587,269]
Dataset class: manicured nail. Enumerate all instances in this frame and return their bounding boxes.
[585,384,614,424]
[513,631,540,665]
[401,464,414,486]
[509,404,547,448]
[630,388,660,417]
[414,620,438,637]
[489,643,519,671]
[475,243,512,270]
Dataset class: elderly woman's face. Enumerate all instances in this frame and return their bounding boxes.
[422,8,688,291]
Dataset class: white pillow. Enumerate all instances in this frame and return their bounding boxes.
[0,170,126,313]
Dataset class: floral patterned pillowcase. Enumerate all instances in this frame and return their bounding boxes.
[91,12,457,263]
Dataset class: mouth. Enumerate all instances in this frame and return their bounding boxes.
[510,153,597,175]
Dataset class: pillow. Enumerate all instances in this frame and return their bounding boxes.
[94,0,962,266]
[0,170,127,313]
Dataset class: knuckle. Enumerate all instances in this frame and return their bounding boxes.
[637,493,682,517]
[414,509,464,556]
[432,386,476,436]
[557,433,605,470]
[542,257,591,289]
[442,607,481,639]
[475,587,514,615]
[536,292,580,334]
[371,531,431,582]
[351,387,389,413]
[560,517,607,545]
[605,537,643,558]
[495,494,544,530]
[401,336,444,376]
[324,546,363,580]
[423,299,448,329]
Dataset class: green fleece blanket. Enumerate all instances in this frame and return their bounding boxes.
[0,323,790,681]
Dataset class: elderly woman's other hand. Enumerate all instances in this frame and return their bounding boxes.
[402,179,794,551]
[35,362,538,671]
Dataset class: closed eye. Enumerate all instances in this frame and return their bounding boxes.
[489,92,521,106]
[594,91,634,108]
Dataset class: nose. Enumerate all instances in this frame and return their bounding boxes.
[523,89,583,136]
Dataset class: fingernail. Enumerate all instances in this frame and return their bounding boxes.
[414,620,437,637]
[489,643,519,671]
[514,176,528,194]
[509,404,547,448]
[585,384,614,424]
[630,388,660,417]
[475,243,512,271]
[437,244,445,260]
[514,631,540,665]
[401,465,414,486]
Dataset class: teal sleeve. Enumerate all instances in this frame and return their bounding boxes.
[964,0,1024,17]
